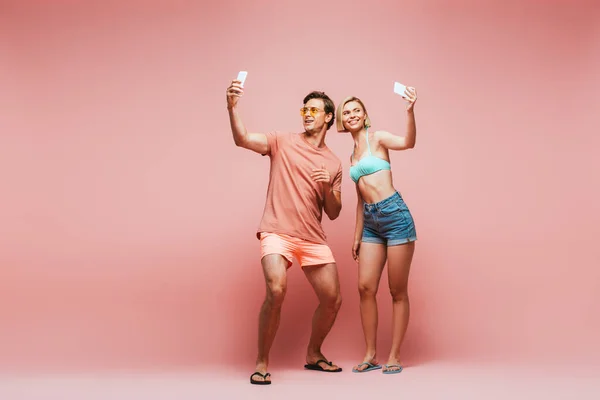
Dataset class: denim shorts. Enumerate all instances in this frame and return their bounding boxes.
[362,191,417,246]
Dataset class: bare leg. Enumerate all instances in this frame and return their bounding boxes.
[253,254,288,383]
[303,263,342,371]
[384,241,415,373]
[353,242,387,371]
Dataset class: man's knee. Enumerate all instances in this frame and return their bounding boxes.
[266,280,287,306]
[262,254,289,306]
[333,293,342,311]
[321,291,342,312]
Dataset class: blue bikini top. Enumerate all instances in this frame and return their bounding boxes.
[349,130,391,183]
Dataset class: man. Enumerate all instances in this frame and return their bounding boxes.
[226,79,344,385]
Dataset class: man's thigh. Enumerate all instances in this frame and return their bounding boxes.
[260,254,289,291]
[297,240,335,268]
[302,263,340,301]
[259,232,294,268]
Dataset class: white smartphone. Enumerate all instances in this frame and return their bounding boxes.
[393,81,408,98]
[237,71,248,87]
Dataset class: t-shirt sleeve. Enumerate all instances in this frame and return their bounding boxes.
[332,163,342,192]
[263,131,281,157]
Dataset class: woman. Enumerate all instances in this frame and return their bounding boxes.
[336,88,418,374]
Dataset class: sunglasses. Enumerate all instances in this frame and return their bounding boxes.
[299,107,324,117]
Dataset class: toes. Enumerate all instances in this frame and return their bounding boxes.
[251,371,270,383]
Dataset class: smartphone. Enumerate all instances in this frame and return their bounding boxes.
[393,81,408,98]
[237,71,248,87]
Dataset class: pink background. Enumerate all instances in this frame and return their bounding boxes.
[1,0,599,373]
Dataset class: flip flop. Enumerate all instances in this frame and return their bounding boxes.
[304,359,342,372]
[250,371,272,385]
[352,362,382,373]
[382,364,403,374]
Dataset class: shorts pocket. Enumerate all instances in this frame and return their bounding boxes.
[380,200,402,216]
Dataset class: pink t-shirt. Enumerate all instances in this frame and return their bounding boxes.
[257,131,342,245]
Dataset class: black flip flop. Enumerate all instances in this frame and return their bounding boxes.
[304,359,342,372]
[250,371,272,385]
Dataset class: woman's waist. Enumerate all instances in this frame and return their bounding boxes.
[358,180,397,205]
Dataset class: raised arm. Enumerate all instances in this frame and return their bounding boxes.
[377,87,418,151]
[226,80,268,155]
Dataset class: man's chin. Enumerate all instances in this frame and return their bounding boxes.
[304,125,323,135]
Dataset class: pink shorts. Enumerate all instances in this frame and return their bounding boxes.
[259,232,336,268]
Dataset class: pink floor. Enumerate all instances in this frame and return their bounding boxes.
[1,361,598,400]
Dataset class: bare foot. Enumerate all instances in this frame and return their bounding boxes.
[306,352,341,371]
[250,362,271,384]
[382,358,403,374]
[352,354,380,372]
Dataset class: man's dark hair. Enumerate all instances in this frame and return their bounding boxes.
[303,91,335,130]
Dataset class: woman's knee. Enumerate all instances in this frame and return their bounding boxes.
[358,281,379,298]
[389,286,408,303]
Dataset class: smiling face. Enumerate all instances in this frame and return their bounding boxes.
[335,96,371,133]
[301,91,335,134]
[342,100,368,132]
[301,98,332,133]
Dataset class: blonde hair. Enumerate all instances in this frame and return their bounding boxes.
[336,96,371,132]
